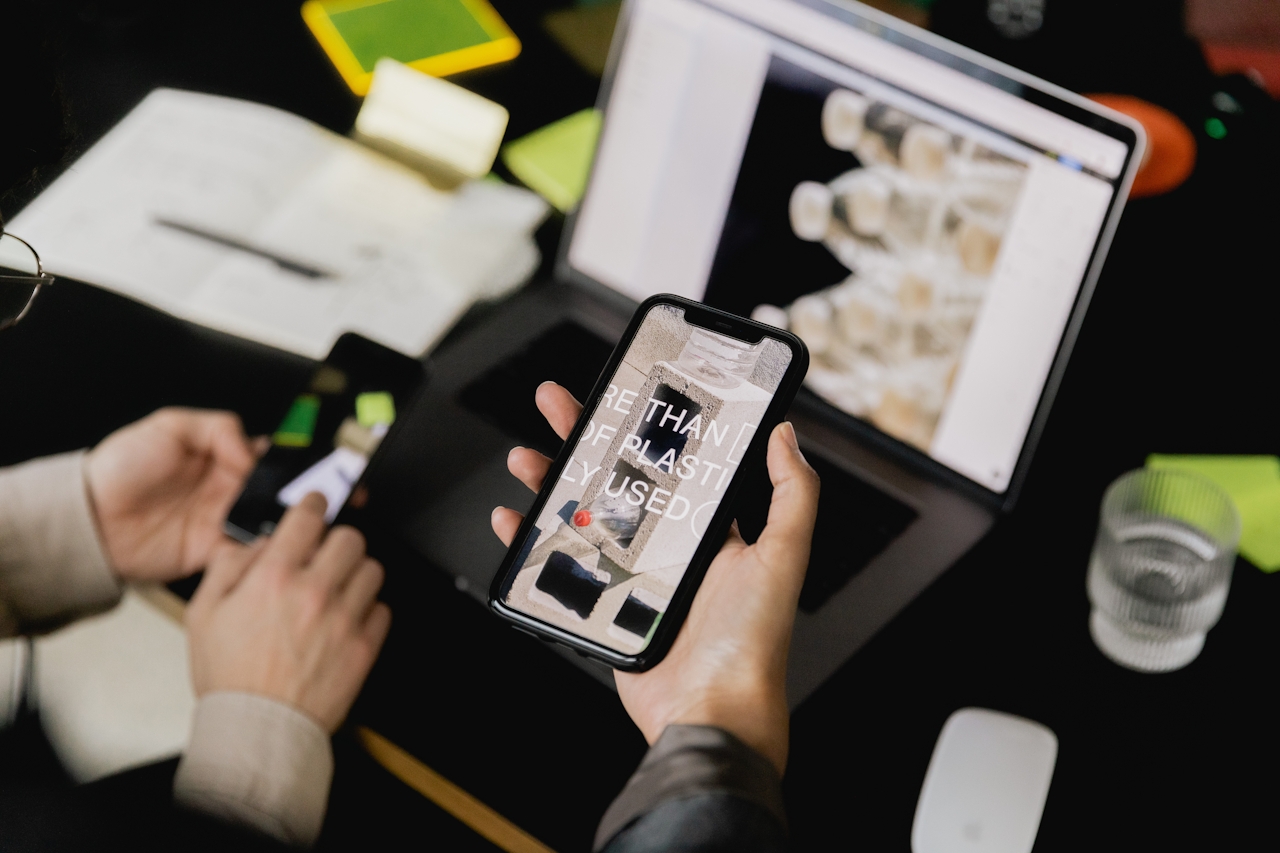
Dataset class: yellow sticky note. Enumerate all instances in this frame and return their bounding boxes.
[501,109,602,212]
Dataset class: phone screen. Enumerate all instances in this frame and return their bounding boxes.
[226,334,424,541]
[498,304,794,654]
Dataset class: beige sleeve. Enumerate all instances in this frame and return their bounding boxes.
[174,691,334,848]
[0,451,124,637]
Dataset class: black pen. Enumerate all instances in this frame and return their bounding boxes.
[154,217,333,279]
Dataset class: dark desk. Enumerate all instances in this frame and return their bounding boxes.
[3,2,1277,850]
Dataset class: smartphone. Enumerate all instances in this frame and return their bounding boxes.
[225,333,426,542]
[489,295,808,671]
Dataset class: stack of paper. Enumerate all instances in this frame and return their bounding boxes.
[10,89,549,359]
[1146,454,1280,572]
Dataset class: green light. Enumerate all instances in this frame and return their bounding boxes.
[1205,117,1228,139]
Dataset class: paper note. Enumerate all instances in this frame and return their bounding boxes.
[277,446,370,523]
[356,58,509,184]
[10,89,549,359]
[1233,485,1280,571]
[273,395,321,447]
[302,0,521,95]
[501,109,603,212]
[1147,454,1280,572]
[543,1,621,77]
[356,392,396,428]
[1146,455,1280,495]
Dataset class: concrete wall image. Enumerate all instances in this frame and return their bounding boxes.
[502,305,791,652]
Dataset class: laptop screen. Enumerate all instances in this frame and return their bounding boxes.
[565,0,1140,494]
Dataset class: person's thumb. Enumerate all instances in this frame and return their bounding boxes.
[753,423,820,585]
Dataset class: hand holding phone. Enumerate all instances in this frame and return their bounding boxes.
[489,296,809,672]
[494,382,819,774]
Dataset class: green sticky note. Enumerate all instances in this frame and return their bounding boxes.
[1146,454,1280,572]
[274,394,321,447]
[302,0,521,95]
[1235,485,1280,572]
[1146,454,1280,496]
[356,392,397,427]
[331,0,491,71]
[501,109,602,212]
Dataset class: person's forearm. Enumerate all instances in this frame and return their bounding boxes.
[0,451,123,636]
[174,691,334,847]
[595,725,788,853]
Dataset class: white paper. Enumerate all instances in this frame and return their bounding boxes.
[276,446,370,523]
[357,58,509,179]
[11,89,549,358]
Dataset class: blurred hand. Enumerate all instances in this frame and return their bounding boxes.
[85,408,265,582]
[493,382,819,775]
[186,494,391,733]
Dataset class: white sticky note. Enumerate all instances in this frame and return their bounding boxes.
[276,446,370,522]
[355,57,509,183]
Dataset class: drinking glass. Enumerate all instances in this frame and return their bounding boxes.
[1087,468,1240,672]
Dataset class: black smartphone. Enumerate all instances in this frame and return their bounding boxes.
[225,333,426,542]
[489,295,808,671]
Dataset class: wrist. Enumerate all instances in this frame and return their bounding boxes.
[669,687,790,776]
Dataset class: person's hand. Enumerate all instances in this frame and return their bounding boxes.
[85,408,265,582]
[186,493,392,733]
[493,382,820,775]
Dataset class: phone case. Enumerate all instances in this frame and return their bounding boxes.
[489,295,809,671]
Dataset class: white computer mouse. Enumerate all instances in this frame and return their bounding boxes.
[911,707,1058,853]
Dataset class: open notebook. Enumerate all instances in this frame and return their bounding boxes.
[10,89,549,359]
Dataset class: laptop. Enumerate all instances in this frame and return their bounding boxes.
[380,0,1144,704]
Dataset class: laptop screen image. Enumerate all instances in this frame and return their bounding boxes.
[565,0,1140,495]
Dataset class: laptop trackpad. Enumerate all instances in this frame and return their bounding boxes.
[458,321,614,457]
[736,451,918,613]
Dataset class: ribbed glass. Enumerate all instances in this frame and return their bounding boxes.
[1086,468,1240,672]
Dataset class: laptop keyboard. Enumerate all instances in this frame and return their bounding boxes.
[735,452,918,613]
[462,321,917,613]
[458,322,615,456]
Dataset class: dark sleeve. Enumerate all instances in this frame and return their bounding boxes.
[594,725,787,853]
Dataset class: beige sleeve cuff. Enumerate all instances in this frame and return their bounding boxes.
[175,691,334,848]
[0,451,123,636]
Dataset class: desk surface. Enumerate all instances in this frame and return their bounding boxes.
[3,2,1278,850]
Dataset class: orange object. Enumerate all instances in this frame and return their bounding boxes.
[1200,43,1280,99]
[1086,94,1197,198]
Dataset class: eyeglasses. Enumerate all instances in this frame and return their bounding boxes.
[1,221,54,331]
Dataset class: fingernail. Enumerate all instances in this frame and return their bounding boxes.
[780,421,800,452]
